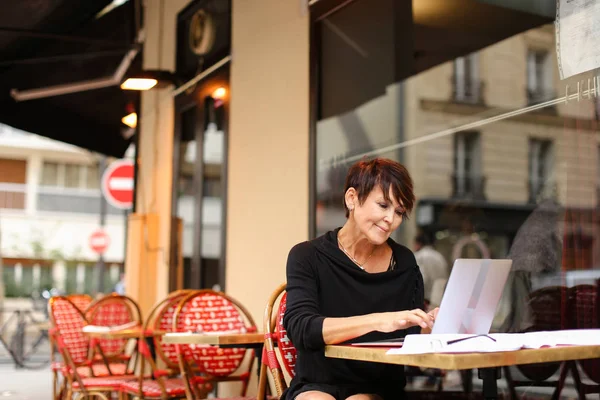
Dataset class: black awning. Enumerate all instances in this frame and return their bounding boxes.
[0,0,141,158]
[316,0,553,119]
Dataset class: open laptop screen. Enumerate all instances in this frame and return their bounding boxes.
[431,259,512,335]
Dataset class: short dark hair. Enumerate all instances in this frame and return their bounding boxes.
[343,158,415,218]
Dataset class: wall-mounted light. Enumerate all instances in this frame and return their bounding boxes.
[212,87,227,100]
[121,78,158,91]
[121,112,137,128]
[120,70,180,91]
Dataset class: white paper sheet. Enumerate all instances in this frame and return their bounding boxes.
[386,330,600,355]
[82,321,139,332]
[351,340,404,347]
[556,0,600,79]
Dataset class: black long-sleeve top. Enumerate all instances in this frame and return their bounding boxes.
[283,228,424,400]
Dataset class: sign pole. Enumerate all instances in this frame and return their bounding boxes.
[96,157,107,294]
[98,158,133,294]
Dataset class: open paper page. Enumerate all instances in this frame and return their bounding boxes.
[387,330,600,355]
[82,321,139,333]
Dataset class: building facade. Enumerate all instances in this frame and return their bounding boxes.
[0,125,127,296]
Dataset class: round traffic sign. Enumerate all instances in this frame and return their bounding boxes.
[102,159,134,209]
[89,229,110,255]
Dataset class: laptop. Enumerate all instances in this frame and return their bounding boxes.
[431,258,512,335]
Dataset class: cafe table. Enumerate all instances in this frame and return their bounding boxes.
[162,332,264,349]
[82,325,166,373]
[325,344,600,399]
[82,325,164,340]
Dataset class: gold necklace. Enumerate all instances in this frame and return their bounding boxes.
[337,239,375,270]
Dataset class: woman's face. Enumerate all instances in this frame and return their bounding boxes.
[350,185,406,245]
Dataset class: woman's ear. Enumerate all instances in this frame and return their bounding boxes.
[345,187,357,211]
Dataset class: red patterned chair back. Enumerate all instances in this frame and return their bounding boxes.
[124,290,197,397]
[85,294,142,358]
[172,290,257,399]
[151,290,195,370]
[263,283,297,397]
[568,284,600,383]
[66,294,93,312]
[173,290,256,377]
[276,292,297,378]
[517,286,567,381]
[48,296,90,366]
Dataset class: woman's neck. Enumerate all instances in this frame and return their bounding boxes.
[338,222,379,261]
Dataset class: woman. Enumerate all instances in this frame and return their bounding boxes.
[283,158,437,400]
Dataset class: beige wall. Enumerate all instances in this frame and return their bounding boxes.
[227,0,309,323]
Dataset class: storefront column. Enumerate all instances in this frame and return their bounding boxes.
[227,0,310,327]
[126,0,191,315]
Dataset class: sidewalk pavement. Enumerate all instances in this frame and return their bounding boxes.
[0,364,51,400]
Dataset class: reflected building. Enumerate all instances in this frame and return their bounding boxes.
[315,22,600,282]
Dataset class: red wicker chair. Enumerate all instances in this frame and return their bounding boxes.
[48,296,135,400]
[173,290,258,399]
[503,286,569,399]
[67,294,94,311]
[262,283,296,397]
[120,290,195,400]
[85,294,142,373]
[51,294,93,400]
[568,284,600,398]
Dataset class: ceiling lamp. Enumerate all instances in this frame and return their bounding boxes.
[121,112,137,128]
[120,70,180,91]
[212,87,227,100]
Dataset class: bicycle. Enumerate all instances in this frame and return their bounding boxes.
[0,307,52,369]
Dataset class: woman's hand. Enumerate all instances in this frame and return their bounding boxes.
[421,307,439,334]
[428,307,439,320]
[376,308,435,333]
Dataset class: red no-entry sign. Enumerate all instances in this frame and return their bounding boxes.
[102,159,134,209]
[89,229,110,255]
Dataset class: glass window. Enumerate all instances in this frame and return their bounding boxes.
[313,0,600,340]
[85,164,100,189]
[528,139,554,203]
[453,132,483,200]
[64,164,81,188]
[40,162,59,186]
[453,55,480,104]
[527,50,553,104]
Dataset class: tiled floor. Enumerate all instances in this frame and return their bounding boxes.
[406,369,587,399]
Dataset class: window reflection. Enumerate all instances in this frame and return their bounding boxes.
[453,55,481,105]
[453,132,484,200]
[314,0,600,341]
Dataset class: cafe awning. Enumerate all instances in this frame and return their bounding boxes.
[0,0,141,158]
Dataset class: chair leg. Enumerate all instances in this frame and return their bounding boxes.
[503,366,518,400]
[53,371,58,400]
[461,369,473,393]
[551,362,569,400]
[57,380,66,400]
[257,363,268,400]
[241,376,250,397]
[569,361,586,400]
